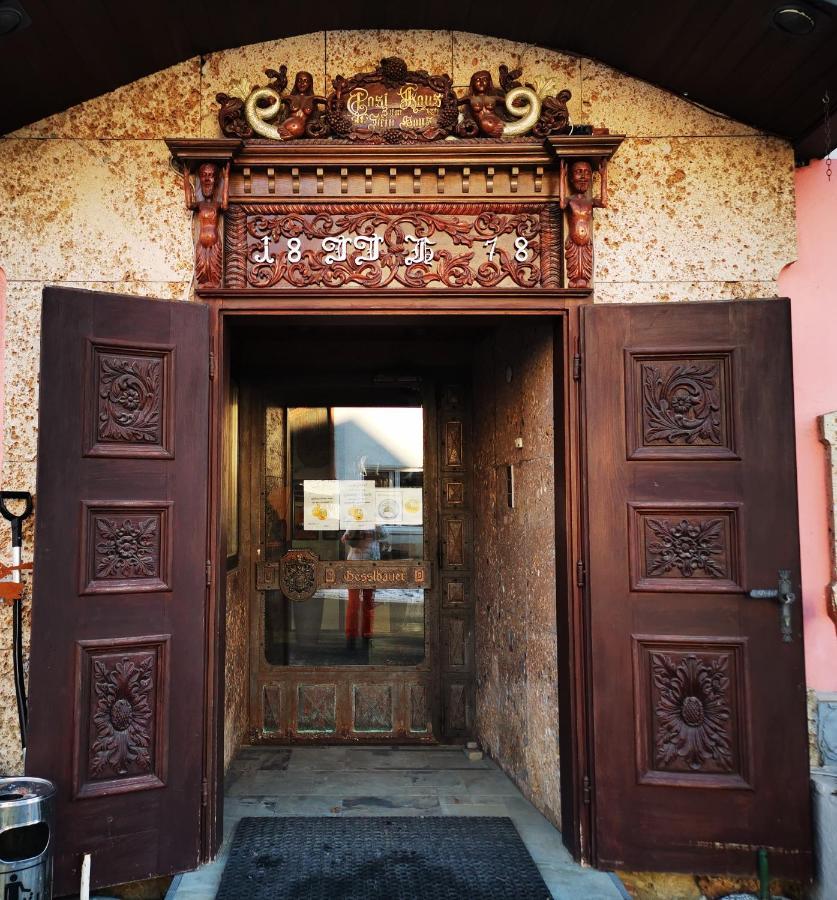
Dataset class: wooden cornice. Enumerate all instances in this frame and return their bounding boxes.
[165,136,625,170]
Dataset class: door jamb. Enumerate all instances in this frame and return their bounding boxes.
[200,300,594,865]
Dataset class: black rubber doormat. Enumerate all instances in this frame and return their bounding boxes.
[215,816,552,900]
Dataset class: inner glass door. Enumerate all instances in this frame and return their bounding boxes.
[263,405,426,667]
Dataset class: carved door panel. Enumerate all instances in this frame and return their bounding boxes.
[582,300,811,877]
[27,287,210,894]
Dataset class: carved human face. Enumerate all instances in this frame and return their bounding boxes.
[294,71,313,94]
[569,161,592,193]
[471,71,492,95]
[198,163,217,199]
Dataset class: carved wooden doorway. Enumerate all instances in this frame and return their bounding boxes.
[236,328,475,745]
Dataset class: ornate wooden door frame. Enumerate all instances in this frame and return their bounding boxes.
[164,136,618,864]
[196,302,590,862]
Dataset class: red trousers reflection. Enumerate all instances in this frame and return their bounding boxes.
[346,589,375,638]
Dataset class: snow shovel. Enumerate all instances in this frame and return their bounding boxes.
[1,490,33,747]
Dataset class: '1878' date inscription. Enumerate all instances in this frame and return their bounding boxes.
[235,203,552,290]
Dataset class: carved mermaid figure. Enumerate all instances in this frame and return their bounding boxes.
[560,159,608,289]
[245,69,326,140]
[184,161,230,288]
[458,68,542,138]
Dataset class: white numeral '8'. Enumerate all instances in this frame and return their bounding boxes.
[287,237,302,263]
[514,236,529,262]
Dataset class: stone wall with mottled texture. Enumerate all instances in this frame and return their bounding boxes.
[224,566,250,770]
[0,30,797,776]
[473,323,560,824]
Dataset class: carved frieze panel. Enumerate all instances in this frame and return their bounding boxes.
[442,577,467,607]
[409,683,429,733]
[228,203,554,291]
[353,684,393,733]
[74,636,169,798]
[625,351,737,460]
[444,479,465,506]
[262,684,283,734]
[443,518,467,569]
[85,342,173,459]
[628,503,743,593]
[297,683,336,733]
[632,636,752,788]
[444,680,469,735]
[443,420,464,468]
[219,57,573,144]
[444,615,469,669]
[80,502,172,595]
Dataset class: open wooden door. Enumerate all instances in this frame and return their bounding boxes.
[582,300,811,878]
[26,287,210,895]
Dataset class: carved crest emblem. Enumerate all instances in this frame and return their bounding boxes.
[279,549,319,601]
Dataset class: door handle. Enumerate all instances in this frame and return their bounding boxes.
[748,569,796,643]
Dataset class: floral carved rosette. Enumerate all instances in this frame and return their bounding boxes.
[90,655,154,778]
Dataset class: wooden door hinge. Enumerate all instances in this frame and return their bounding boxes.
[206,560,212,587]
[201,777,209,807]
[576,559,585,588]
[573,353,581,382]
[209,351,216,381]
[582,774,591,805]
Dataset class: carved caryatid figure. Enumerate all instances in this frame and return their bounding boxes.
[184,161,230,288]
[560,158,608,289]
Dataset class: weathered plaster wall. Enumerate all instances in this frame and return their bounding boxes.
[473,322,560,824]
[0,30,797,775]
[223,565,249,770]
[776,159,837,692]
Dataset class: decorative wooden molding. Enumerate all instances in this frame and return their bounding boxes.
[165,132,624,301]
[219,57,576,145]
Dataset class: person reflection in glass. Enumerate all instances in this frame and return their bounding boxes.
[341,525,389,657]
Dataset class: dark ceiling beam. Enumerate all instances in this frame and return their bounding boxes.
[0,1,835,153]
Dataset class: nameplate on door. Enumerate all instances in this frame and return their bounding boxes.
[321,561,432,590]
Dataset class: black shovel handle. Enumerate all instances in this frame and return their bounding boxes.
[0,491,33,547]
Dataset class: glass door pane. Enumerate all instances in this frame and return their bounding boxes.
[264,405,425,667]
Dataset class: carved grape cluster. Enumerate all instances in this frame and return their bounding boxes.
[381,56,408,85]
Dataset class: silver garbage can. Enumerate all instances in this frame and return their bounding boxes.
[0,777,55,900]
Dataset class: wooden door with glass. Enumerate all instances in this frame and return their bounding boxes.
[247,375,473,743]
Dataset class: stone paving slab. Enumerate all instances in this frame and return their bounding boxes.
[170,746,624,900]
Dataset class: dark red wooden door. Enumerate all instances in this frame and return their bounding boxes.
[582,300,811,878]
[26,287,210,895]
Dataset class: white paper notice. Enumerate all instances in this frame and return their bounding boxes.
[303,480,340,530]
[375,488,403,525]
[401,488,423,525]
[339,480,376,530]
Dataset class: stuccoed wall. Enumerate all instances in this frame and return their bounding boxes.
[0,30,797,776]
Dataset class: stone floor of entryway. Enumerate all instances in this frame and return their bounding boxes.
[167,745,627,900]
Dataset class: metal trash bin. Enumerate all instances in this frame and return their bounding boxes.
[0,777,55,900]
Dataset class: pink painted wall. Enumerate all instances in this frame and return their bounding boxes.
[778,158,837,691]
[0,266,4,472]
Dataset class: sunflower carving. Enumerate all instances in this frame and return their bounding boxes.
[90,655,154,778]
[651,651,733,772]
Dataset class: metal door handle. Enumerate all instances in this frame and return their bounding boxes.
[748,569,796,643]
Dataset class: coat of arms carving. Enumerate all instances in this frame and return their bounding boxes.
[279,549,319,601]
